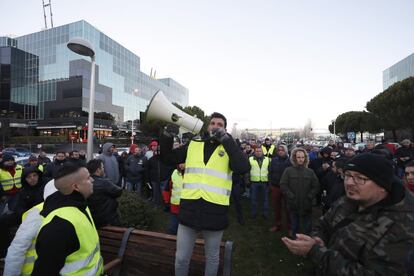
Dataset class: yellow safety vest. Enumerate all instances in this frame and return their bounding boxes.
[21,202,44,276]
[261,145,275,157]
[171,169,183,206]
[249,156,270,182]
[37,206,103,276]
[182,141,233,206]
[0,165,23,191]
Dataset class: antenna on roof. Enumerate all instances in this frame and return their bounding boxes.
[42,0,54,29]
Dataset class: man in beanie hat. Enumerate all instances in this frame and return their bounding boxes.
[282,153,414,275]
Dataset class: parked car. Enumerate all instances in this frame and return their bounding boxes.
[3,147,32,157]
[15,157,30,166]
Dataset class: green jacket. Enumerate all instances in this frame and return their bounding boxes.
[309,182,414,275]
[279,163,320,215]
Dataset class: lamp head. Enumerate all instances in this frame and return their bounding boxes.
[67,37,95,57]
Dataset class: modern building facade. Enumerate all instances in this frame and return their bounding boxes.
[383,53,414,90]
[0,20,189,142]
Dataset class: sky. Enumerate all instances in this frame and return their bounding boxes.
[1,0,414,133]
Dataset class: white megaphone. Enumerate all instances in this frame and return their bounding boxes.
[146,90,204,134]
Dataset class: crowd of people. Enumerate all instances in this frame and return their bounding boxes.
[1,112,414,275]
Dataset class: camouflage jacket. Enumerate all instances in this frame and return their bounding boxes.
[308,182,414,275]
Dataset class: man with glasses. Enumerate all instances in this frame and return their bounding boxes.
[282,153,414,275]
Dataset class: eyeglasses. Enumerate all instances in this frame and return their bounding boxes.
[344,173,370,185]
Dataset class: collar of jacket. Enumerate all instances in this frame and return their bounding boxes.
[40,191,87,218]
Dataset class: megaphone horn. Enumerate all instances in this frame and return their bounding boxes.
[146,90,204,134]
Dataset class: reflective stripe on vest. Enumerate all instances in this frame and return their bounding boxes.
[182,141,232,206]
[21,202,44,276]
[171,169,183,206]
[38,206,103,276]
[261,145,275,157]
[249,156,270,182]
[0,165,23,191]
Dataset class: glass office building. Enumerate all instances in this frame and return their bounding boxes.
[383,53,414,90]
[0,20,189,138]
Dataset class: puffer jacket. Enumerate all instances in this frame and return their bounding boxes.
[279,148,320,215]
[98,143,120,184]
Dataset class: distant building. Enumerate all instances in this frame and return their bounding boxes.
[383,53,414,90]
[0,20,189,143]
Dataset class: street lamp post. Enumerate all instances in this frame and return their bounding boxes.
[332,119,336,141]
[67,37,96,161]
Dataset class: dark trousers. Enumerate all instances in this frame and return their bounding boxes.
[231,175,244,221]
[290,213,312,239]
[270,186,291,229]
[167,213,179,235]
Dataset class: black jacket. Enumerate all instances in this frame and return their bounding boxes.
[43,159,66,181]
[160,132,250,231]
[269,155,291,187]
[14,166,46,215]
[32,191,91,276]
[148,154,174,183]
[125,154,148,182]
[87,175,122,228]
[67,157,86,167]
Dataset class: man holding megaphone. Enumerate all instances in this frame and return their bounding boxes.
[160,112,250,276]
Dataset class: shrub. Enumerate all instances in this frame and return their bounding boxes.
[117,191,155,230]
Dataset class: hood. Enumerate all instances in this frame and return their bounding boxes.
[102,143,114,155]
[21,165,43,189]
[277,144,289,158]
[129,144,138,153]
[380,178,414,215]
[290,148,309,167]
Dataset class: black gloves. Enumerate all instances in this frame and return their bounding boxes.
[211,128,229,143]
[162,124,179,138]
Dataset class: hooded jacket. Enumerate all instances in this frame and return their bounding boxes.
[269,146,291,187]
[13,166,46,215]
[309,181,414,275]
[43,158,66,181]
[4,180,56,276]
[279,148,320,215]
[98,143,120,184]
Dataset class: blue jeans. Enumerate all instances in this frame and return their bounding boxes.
[250,182,269,218]
[167,213,179,235]
[290,213,312,239]
[126,180,143,196]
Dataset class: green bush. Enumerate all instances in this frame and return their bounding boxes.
[117,191,155,230]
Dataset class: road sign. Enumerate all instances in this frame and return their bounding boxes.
[347,132,356,140]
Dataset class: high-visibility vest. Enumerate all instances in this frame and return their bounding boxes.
[0,165,23,192]
[38,206,103,276]
[249,156,270,182]
[171,169,183,206]
[261,145,275,157]
[182,141,233,206]
[21,202,44,276]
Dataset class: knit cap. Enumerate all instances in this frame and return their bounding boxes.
[344,153,394,192]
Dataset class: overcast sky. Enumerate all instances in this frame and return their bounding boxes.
[1,0,413,132]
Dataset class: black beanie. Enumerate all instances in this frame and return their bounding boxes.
[344,153,394,192]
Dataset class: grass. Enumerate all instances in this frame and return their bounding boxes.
[149,196,314,276]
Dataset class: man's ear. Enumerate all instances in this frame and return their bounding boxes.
[73,182,80,193]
